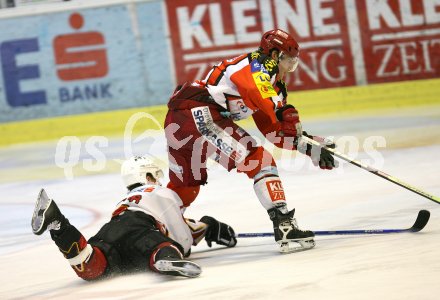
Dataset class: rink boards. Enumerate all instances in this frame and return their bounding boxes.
[0,0,439,124]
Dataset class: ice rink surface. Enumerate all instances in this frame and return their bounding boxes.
[1,107,439,300]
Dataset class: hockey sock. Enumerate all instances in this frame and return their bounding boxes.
[51,223,108,280]
[253,175,288,212]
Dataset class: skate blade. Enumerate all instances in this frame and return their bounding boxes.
[31,189,52,235]
[154,260,202,278]
[279,239,315,253]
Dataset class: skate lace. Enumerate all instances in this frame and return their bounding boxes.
[47,220,61,231]
[290,217,307,233]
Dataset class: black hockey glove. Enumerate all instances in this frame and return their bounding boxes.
[200,216,237,248]
[298,131,338,170]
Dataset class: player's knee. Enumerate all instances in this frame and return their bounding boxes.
[86,238,123,278]
[167,182,200,207]
[71,246,108,281]
[237,147,276,179]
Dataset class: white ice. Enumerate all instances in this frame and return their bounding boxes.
[1,108,439,300]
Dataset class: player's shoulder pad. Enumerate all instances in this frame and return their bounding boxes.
[248,50,279,77]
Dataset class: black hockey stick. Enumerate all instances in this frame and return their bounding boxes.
[237,210,430,238]
[301,135,440,205]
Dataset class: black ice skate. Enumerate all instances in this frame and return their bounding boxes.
[31,188,66,235]
[268,207,315,253]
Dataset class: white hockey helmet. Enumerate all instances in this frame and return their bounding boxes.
[121,156,164,188]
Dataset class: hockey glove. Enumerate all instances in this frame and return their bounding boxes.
[275,105,302,138]
[200,216,237,248]
[298,132,338,170]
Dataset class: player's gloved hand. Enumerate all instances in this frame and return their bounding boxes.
[275,105,302,137]
[298,131,338,170]
[200,216,237,248]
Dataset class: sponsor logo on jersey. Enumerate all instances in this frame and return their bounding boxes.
[250,59,277,99]
[254,74,277,98]
[263,59,277,74]
[191,106,248,163]
[260,86,269,93]
[251,60,261,73]
[266,179,286,201]
[236,100,248,113]
[228,99,254,121]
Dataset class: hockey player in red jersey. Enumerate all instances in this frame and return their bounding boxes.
[31,156,236,280]
[164,29,338,253]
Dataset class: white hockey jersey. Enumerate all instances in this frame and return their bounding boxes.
[114,184,193,254]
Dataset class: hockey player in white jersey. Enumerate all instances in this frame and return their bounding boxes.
[31,156,237,280]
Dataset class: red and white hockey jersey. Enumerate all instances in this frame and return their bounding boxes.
[202,51,295,150]
[203,52,285,122]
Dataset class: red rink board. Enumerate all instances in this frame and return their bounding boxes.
[356,0,440,84]
[166,0,440,90]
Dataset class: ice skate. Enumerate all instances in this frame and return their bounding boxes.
[153,259,202,278]
[31,188,65,235]
[268,207,315,253]
[151,243,202,278]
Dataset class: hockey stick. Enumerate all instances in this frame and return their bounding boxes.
[301,135,440,205]
[237,210,430,238]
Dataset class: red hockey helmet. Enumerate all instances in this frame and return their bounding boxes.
[259,29,299,57]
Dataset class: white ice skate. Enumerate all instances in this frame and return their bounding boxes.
[154,259,202,278]
[31,188,62,235]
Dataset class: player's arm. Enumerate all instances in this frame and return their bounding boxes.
[255,78,337,169]
[184,218,208,246]
[252,105,301,150]
[230,68,302,146]
[252,109,337,169]
[184,217,237,248]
